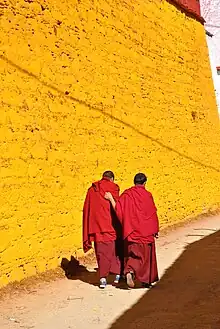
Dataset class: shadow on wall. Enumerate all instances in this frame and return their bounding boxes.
[0,54,219,174]
[108,230,220,329]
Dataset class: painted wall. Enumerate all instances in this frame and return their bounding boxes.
[0,0,219,287]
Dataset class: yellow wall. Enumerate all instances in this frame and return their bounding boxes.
[0,0,219,287]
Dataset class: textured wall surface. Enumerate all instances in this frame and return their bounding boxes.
[0,0,220,287]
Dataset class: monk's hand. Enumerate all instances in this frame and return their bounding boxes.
[104,192,113,201]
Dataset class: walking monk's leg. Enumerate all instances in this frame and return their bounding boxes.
[110,240,121,283]
[124,242,159,288]
[95,241,120,288]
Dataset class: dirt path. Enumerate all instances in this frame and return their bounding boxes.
[0,215,219,329]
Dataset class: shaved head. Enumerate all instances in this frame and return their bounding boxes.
[134,173,147,185]
[102,171,115,181]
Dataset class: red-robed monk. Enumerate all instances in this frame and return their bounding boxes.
[105,173,159,289]
[83,171,122,289]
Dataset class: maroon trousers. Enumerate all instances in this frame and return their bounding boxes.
[124,242,159,284]
[94,241,121,278]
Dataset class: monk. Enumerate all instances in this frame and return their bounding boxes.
[83,171,122,289]
[105,173,159,289]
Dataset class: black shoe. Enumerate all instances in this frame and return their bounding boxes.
[142,283,152,288]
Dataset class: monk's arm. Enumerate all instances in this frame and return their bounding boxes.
[104,192,116,210]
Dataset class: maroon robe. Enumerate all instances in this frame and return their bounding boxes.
[116,185,159,284]
[83,177,121,278]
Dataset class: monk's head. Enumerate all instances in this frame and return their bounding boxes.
[134,173,147,186]
[102,170,115,182]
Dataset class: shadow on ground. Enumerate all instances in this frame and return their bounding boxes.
[60,256,124,287]
[60,256,99,286]
[109,230,220,329]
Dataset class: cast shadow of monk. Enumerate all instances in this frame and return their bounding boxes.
[60,256,99,286]
[109,229,220,329]
[60,254,125,288]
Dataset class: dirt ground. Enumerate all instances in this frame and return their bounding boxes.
[0,215,219,329]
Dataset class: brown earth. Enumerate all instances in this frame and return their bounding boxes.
[0,214,219,329]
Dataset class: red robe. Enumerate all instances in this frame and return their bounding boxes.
[115,185,159,283]
[115,185,159,242]
[83,177,120,253]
